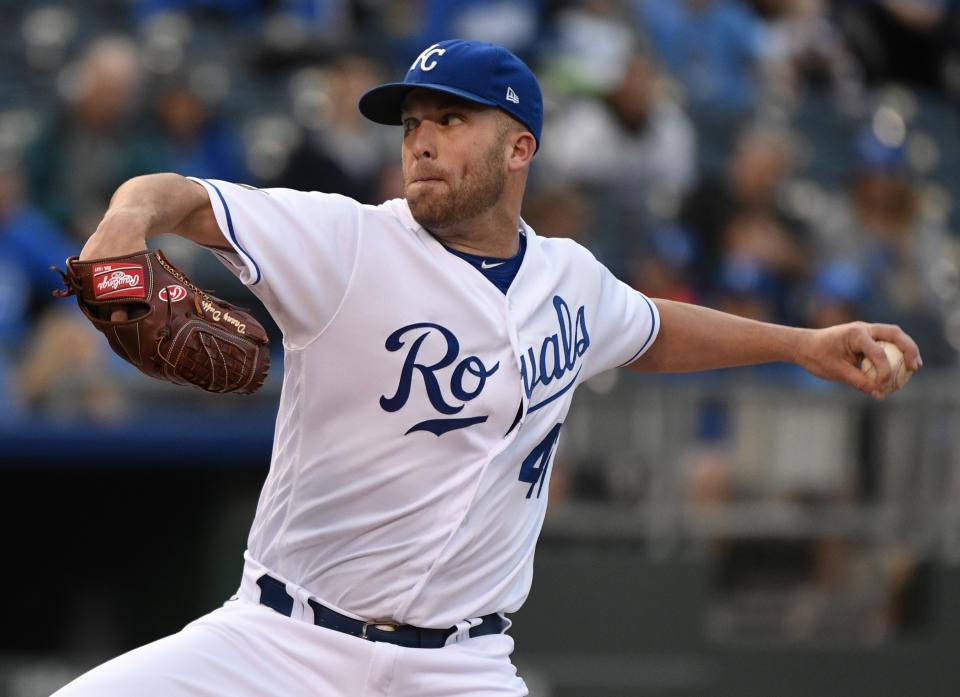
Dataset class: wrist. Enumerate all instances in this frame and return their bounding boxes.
[787,327,814,366]
[80,209,150,260]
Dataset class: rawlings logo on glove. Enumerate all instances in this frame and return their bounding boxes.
[92,263,146,299]
[54,250,270,395]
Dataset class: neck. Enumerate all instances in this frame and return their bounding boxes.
[425,183,525,257]
[429,207,520,257]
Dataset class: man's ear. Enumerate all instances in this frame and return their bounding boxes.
[507,131,536,172]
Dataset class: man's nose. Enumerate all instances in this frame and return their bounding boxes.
[409,120,437,160]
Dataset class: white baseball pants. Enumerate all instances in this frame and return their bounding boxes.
[52,564,528,697]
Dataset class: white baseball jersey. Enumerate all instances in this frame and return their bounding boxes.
[189,177,660,628]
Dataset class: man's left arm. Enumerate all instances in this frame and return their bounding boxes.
[627,299,922,399]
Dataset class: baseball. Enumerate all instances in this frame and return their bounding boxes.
[862,341,913,392]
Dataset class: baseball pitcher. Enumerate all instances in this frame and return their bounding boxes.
[53,40,921,697]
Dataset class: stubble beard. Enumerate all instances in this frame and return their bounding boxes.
[404,141,506,232]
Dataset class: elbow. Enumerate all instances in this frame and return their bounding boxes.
[113,172,187,198]
[626,340,667,373]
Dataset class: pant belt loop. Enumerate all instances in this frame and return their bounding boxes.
[445,617,483,646]
[290,585,313,623]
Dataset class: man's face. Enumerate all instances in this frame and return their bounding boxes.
[400,89,508,232]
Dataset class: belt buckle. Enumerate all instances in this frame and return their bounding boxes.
[361,619,401,641]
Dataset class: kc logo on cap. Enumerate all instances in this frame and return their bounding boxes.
[358,39,544,152]
[411,44,446,72]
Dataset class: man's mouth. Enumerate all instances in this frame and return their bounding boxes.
[409,168,447,183]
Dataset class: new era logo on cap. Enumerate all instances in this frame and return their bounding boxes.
[358,39,543,152]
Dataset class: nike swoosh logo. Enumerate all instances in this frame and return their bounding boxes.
[481,260,506,269]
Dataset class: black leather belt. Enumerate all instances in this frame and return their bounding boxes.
[256,574,504,649]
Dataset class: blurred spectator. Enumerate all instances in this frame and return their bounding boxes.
[149,77,249,182]
[136,0,262,24]
[536,7,699,278]
[0,156,125,421]
[25,36,163,239]
[373,0,545,67]
[682,126,810,323]
[752,0,865,109]
[0,158,75,352]
[815,126,956,363]
[16,309,129,422]
[632,0,771,118]
[272,54,393,202]
[834,0,960,95]
[260,1,356,59]
[541,3,635,91]
[627,223,700,303]
[711,257,780,321]
[539,47,697,216]
[135,0,351,29]
[418,0,543,55]
[806,260,867,329]
[522,185,593,246]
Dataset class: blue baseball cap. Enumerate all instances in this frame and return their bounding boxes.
[359,39,543,151]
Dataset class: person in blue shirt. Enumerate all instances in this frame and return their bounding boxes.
[633,0,770,116]
[0,158,76,349]
[150,78,250,184]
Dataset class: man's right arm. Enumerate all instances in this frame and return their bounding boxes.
[79,176,364,346]
[79,174,226,261]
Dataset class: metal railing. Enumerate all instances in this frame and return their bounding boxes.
[547,368,960,566]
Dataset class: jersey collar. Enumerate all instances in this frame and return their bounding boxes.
[388,197,539,251]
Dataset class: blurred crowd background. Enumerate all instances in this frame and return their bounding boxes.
[2,0,960,415]
[2,1,960,696]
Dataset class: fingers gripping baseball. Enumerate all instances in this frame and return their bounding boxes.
[867,323,922,371]
[854,325,893,395]
[800,322,921,399]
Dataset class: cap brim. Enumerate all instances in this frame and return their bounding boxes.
[358,82,499,126]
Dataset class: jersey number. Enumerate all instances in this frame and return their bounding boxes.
[518,423,563,499]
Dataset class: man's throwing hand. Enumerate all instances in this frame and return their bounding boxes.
[796,322,922,400]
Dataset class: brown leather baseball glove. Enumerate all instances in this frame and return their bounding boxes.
[54,249,270,395]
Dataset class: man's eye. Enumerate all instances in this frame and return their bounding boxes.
[441,114,464,126]
[402,118,418,133]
